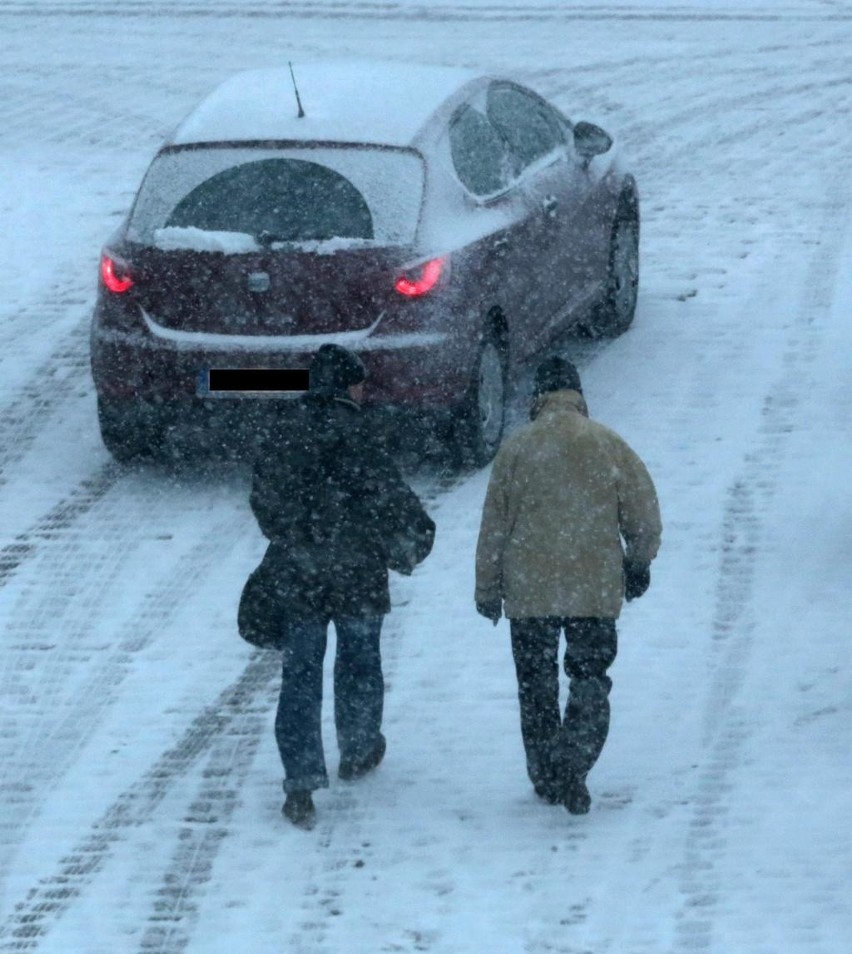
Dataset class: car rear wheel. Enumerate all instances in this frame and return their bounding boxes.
[583,193,639,338]
[97,397,167,463]
[451,330,508,468]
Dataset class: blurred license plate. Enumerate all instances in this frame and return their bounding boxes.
[198,368,308,398]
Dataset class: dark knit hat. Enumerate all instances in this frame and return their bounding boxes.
[533,356,582,397]
[309,344,367,393]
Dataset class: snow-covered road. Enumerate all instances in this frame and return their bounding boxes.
[1,2,850,952]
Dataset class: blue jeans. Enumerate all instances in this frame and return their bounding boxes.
[276,616,385,794]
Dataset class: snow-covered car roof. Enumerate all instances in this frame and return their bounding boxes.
[170,61,483,149]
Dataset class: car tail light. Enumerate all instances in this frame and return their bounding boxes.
[100,250,134,294]
[394,256,447,297]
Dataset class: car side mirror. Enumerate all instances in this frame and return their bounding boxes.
[573,121,613,165]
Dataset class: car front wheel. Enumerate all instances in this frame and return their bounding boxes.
[583,193,639,338]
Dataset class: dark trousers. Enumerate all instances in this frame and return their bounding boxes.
[510,617,618,793]
[275,615,385,794]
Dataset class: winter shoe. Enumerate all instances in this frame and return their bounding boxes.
[339,734,386,781]
[534,781,562,805]
[282,791,316,829]
[563,777,592,815]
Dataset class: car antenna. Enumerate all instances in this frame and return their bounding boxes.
[288,61,305,118]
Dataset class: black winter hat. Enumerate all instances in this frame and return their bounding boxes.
[533,356,583,397]
[309,344,367,393]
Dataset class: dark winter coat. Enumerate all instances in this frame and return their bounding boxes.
[249,392,435,620]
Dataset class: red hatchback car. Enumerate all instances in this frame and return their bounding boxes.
[90,61,639,464]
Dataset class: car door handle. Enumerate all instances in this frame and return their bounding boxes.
[542,195,559,217]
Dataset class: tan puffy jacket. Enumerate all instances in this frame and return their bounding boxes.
[475,390,662,619]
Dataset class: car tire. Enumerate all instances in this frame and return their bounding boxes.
[583,190,639,338]
[451,329,508,469]
[97,397,166,463]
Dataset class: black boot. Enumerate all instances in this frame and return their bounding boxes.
[530,751,561,805]
[563,776,591,816]
[339,734,386,781]
[534,780,562,805]
[283,791,316,829]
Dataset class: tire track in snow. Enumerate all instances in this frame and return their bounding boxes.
[0,463,253,795]
[0,321,93,490]
[627,72,852,158]
[528,30,852,117]
[669,155,852,954]
[135,671,277,954]
[0,507,249,895]
[536,54,852,162]
[0,284,91,351]
[0,464,119,588]
[0,2,850,23]
[0,77,166,152]
[0,652,279,953]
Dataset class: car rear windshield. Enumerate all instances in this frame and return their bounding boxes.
[126,145,425,250]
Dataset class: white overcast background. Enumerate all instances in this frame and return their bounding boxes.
[0,1,850,952]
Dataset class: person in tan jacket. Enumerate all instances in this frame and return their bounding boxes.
[475,356,662,815]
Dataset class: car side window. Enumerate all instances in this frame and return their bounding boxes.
[449,103,511,197]
[486,84,564,174]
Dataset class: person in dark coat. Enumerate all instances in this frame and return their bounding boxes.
[475,356,662,815]
[250,344,435,828]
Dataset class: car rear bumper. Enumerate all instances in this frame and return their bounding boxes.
[90,321,473,410]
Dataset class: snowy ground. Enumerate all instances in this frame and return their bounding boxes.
[1,1,851,952]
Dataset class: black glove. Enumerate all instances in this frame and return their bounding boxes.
[624,560,651,601]
[476,599,502,626]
